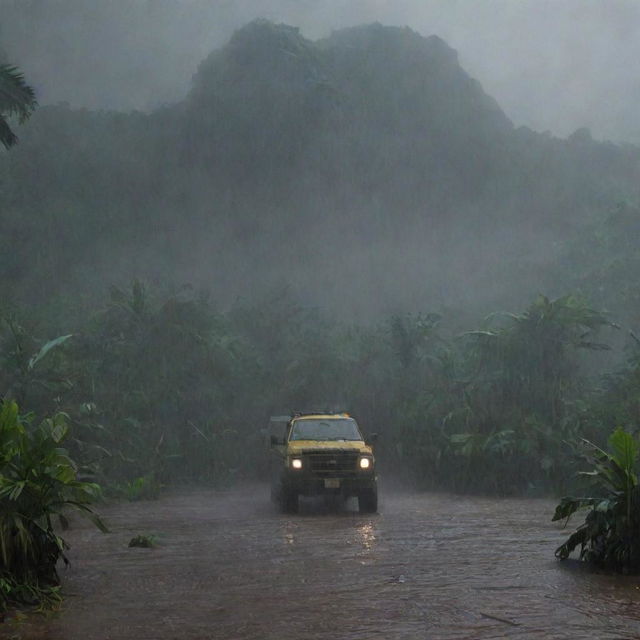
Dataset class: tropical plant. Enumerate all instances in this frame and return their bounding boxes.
[128,534,156,548]
[0,64,37,148]
[441,295,613,493]
[0,280,623,498]
[117,474,162,501]
[0,317,73,409]
[0,400,106,611]
[553,428,640,573]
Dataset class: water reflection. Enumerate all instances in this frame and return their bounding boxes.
[357,522,376,552]
[281,521,297,546]
[16,488,640,639]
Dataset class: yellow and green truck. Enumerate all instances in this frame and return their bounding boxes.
[269,413,378,513]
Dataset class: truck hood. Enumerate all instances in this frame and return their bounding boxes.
[287,440,373,455]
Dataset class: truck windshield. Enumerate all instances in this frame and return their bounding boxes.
[289,418,362,441]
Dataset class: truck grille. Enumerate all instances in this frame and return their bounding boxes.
[302,450,359,477]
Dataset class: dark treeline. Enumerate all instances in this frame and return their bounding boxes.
[2,282,639,498]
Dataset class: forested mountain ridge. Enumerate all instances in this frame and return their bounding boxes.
[1,20,639,320]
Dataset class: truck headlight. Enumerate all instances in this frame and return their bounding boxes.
[359,457,371,469]
[291,458,303,469]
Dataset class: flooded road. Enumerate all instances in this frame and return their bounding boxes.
[4,486,640,639]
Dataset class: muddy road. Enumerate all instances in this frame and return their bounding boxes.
[4,487,640,639]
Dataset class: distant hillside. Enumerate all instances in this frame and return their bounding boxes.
[1,20,639,321]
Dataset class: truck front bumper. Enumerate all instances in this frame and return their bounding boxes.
[283,472,377,497]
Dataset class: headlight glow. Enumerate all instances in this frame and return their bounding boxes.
[359,457,371,469]
[291,458,303,469]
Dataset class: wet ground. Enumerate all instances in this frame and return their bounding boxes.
[3,486,640,639]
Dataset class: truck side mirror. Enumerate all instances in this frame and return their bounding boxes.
[367,433,378,445]
[270,435,283,446]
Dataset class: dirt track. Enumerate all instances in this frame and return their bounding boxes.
[3,486,640,639]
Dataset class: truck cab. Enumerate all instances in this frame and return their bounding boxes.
[269,413,378,513]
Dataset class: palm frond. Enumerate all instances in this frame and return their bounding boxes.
[0,64,37,149]
[0,64,37,120]
[0,113,17,148]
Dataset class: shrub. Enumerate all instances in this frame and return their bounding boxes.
[0,401,106,612]
[553,428,640,573]
[116,474,162,501]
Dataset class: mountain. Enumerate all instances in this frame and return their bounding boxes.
[1,20,639,320]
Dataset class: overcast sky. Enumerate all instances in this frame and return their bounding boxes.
[2,0,639,142]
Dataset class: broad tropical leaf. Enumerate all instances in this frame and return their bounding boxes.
[28,334,73,370]
[553,428,640,573]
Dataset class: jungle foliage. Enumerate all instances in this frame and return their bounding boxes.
[554,428,640,573]
[1,285,631,500]
[0,401,105,612]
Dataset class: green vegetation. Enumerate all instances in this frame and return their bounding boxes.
[0,64,37,148]
[128,534,156,548]
[0,401,106,613]
[387,295,614,494]
[1,284,632,502]
[554,428,640,573]
[117,475,162,502]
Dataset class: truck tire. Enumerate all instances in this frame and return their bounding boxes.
[358,488,378,514]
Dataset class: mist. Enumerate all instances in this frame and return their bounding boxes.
[4,3,640,634]
[2,0,640,143]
